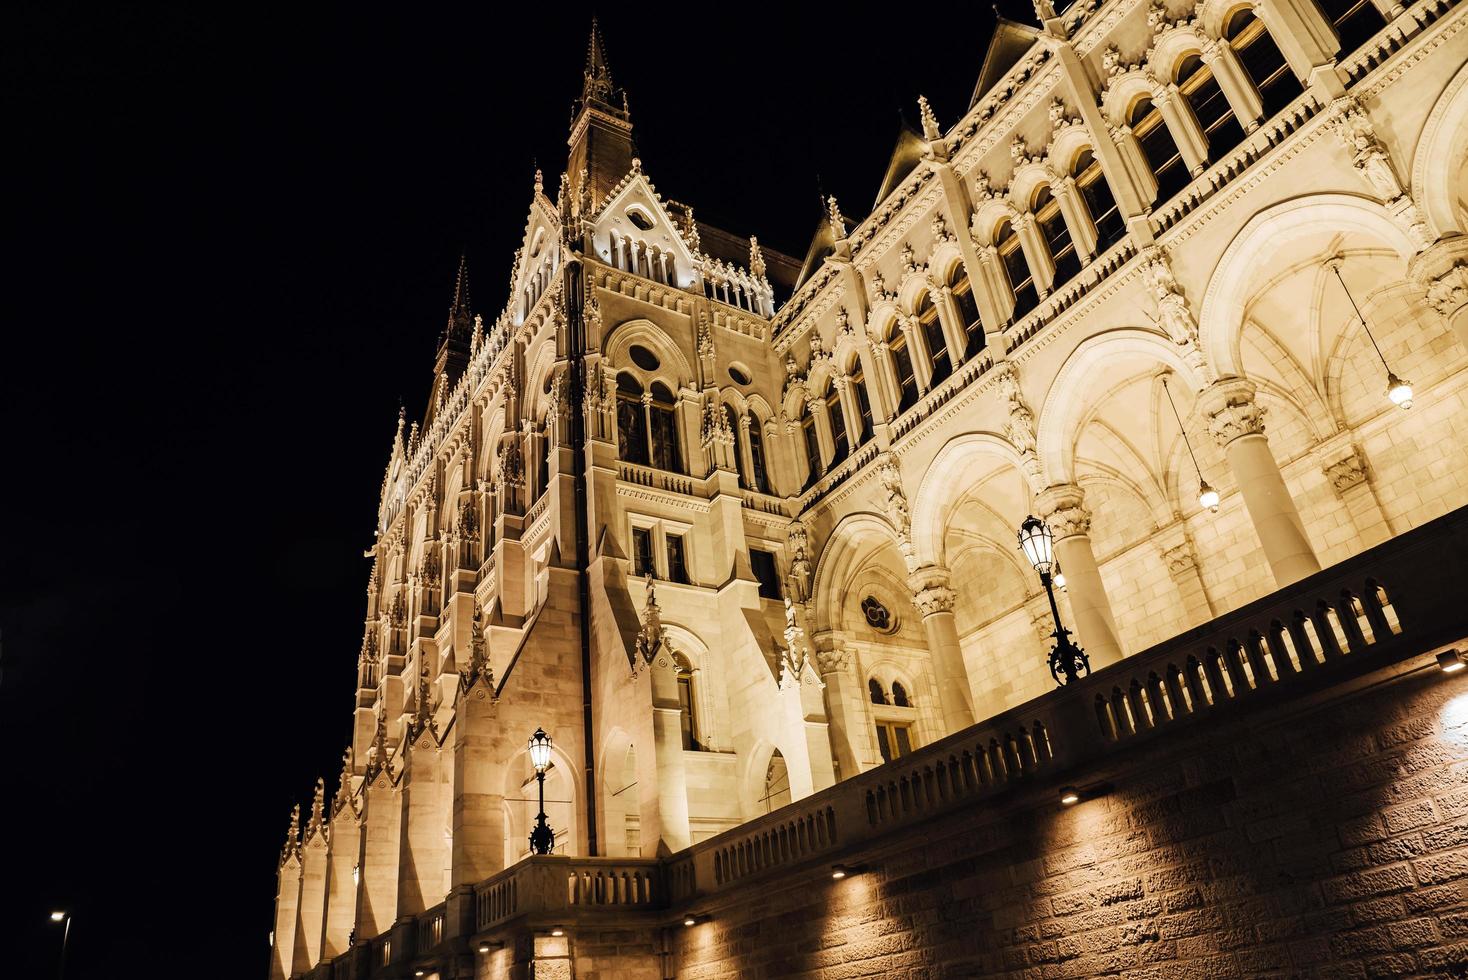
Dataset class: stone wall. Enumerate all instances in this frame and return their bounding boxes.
[669,661,1468,979]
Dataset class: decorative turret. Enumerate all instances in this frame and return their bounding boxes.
[304,777,326,843]
[425,256,474,427]
[280,803,302,865]
[568,18,635,216]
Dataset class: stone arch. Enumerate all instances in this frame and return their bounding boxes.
[1102,70,1164,126]
[897,270,932,315]
[1411,59,1468,241]
[597,727,640,858]
[810,513,904,634]
[1038,328,1210,484]
[1199,194,1417,378]
[523,339,559,421]
[603,318,695,390]
[1010,161,1056,207]
[740,739,792,819]
[910,431,1030,568]
[972,198,1020,246]
[502,738,579,863]
[927,240,966,283]
[1048,127,1097,175]
[1148,24,1213,82]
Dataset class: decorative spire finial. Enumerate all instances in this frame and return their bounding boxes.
[749,236,766,280]
[826,194,845,240]
[445,254,472,340]
[918,95,941,141]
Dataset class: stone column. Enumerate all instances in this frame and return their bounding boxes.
[1200,378,1321,586]
[1155,85,1210,176]
[1014,212,1056,296]
[1410,237,1468,352]
[1155,525,1216,629]
[1202,39,1265,132]
[1052,176,1098,262]
[815,640,862,780]
[908,566,977,732]
[1036,485,1125,669]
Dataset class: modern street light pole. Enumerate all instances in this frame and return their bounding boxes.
[1018,515,1091,686]
[527,728,555,855]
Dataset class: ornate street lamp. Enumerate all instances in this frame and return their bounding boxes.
[527,728,555,856]
[1331,262,1412,409]
[1161,376,1219,513]
[1018,516,1090,686]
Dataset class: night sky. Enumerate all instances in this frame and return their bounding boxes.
[3,5,1011,975]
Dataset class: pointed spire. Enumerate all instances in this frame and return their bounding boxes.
[586,17,611,84]
[581,18,623,111]
[749,236,767,281]
[281,803,301,863]
[445,254,472,339]
[306,777,326,840]
[826,194,846,241]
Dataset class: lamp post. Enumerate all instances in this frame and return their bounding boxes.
[49,911,70,980]
[527,728,555,855]
[1331,261,1412,409]
[1018,515,1091,686]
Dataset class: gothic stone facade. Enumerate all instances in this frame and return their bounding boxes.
[270,4,1468,977]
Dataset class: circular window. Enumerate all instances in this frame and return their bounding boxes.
[629,344,660,371]
[861,596,895,633]
[728,363,752,386]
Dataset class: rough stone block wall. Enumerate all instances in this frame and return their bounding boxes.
[670,665,1468,978]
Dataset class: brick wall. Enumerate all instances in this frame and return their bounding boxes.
[669,664,1468,978]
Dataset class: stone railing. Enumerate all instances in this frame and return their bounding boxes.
[616,461,696,497]
[470,856,665,935]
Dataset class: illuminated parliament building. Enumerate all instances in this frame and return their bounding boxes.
[270,5,1468,977]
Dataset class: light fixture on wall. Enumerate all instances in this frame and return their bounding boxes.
[1018,516,1090,686]
[1059,786,1081,805]
[528,728,555,856]
[1161,376,1219,513]
[1438,650,1465,673]
[1331,261,1412,409]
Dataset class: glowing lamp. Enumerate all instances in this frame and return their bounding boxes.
[830,865,848,880]
[682,915,698,927]
[50,911,66,922]
[1017,516,1054,576]
[1387,373,1413,410]
[1198,481,1220,513]
[550,926,565,937]
[1059,786,1080,805]
[528,728,553,773]
[1438,650,1465,673]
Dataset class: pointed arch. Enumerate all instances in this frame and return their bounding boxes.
[810,513,904,634]
[1412,60,1468,241]
[1198,194,1416,378]
[910,432,1031,569]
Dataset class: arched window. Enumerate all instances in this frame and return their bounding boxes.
[995,219,1038,321]
[1128,96,1190,205]
[616,373,649,465]
[868,678,888,704]
[888,321,920,413]
[757,751,792,814]
[1315,0,1387,56]
[747,413,771,493]
[1073,150,1125,255]
[1226,8,1304,118]
[915,291,951,388]
[849,366,874,446]
[1033,186,1081,287]
[800,403,823,489]
[947,264,985,360]
[892,681,911,708]
[725,404,748,489]
[1177,53,1245,162]
[647,381,682,472]
[674,653,700,750]
[824,384,849,466]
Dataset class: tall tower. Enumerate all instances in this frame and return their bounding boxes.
[567,19,634,213]
[423,254,473,428]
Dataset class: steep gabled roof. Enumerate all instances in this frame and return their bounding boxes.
[872,122,928,209]
[970,18,1041,109]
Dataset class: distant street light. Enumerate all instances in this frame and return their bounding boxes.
[49,910,71,980]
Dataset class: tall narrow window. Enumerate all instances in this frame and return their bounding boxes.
[1129,97,1190,205]
[874,722,914,763]
[995,219,1038,321]
[890,326,920,413]
[747,414,771,493]
[757,751,792,813]
[536,422,551,501]
[616,373,649,466]
[1227,9,1305,118]
[868,678,887,704]
[1033,186,1081,287]
[916,293,951,387]
[725,404,748,488]
[948,266,985,360]
[1074,150,1125,255]
[666,533,689,584]
[892,681,911,707]
[674,654,699,750]
[825,385,849,465]
[850,367,874,446]
[632,526,654,578]
[1316,0,1387,56]
[749,549,782,600]
[647,381,683,473]
[1177,54,1245,162]
[801,406,822,489]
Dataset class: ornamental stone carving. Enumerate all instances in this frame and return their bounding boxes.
[814,643,849,676]
[1199,378,1266,447]
[1141,246,1210,380]
[1037,484,1092,540]
[1324,448,1370,495]
[876,453,917,570]
[1162,541,1197,577]
[1425,262,1468,319]
[787,522,813,603]
[994,361,1047,492]
[634,574,665,669]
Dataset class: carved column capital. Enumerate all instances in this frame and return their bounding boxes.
[1199,377,1266,447]
[1323,448,1370,495]
[908,564,955,617]
[1036,484,1091,540]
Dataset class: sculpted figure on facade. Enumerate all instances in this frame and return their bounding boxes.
[787,522,813,603]
[994,361,1047,492]
[634,574,665,670]
[1141,246,1210,380]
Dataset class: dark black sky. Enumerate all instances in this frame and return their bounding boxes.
[3,4,1008,975]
